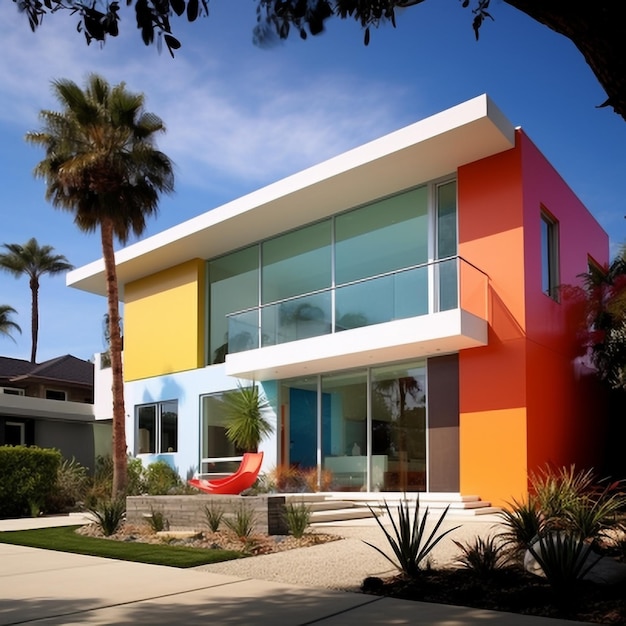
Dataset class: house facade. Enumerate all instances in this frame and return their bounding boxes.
[70,95,609,505]
[0,354,111,470]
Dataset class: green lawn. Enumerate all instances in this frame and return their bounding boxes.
[0,526,244,568]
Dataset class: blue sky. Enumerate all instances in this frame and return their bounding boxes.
[1,1,625,363]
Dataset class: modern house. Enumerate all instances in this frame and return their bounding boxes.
[68,94,609,506]
[0,354,111,470]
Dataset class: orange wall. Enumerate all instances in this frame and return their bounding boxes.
[457,130,609,506]
[458,138,529,504]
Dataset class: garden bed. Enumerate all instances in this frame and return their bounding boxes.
[362,567,626,624]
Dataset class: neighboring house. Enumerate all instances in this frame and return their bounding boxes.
[68,95,609,506]
[0,354,111,471]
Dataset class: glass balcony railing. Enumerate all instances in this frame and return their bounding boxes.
[225,256,488,355]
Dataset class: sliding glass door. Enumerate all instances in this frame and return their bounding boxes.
[279,360,426,492]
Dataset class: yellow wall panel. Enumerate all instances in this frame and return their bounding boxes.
[124,259,205,381]
[460,408,528,507]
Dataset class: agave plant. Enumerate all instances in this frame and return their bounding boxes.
[88,498,126,536]
[364,495,460,578]
[527,531,602,594]
[453,534,511,575]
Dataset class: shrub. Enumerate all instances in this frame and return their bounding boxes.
[0,446,61,518]
[563,480,626,544]
[364,495,460,578]
[258,465,334,493]
[223,502,257,541]
[497,496,543,559]
[143,460,183,495]
[529,464,595,523]
[45,457,89,514]
[284,501,311,538]
[126,457,145,496]
[88,498,126,536]
[85,454,114,505]
[145,506,169,532]
[204,502,225,532]
[453,534,510,575]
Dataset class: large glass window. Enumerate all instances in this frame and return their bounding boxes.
[200,393,241,474]
[335,187,429,329]
[261,221,332,345]
[209,246,259,363]
[262,220,331,303]
[335,187,428,284]
[279,360,426,492]
[371,361,426,492]
[208,180,458,359]
[321,370,368,492]
[436,180,458,310]
[136,400,178,454]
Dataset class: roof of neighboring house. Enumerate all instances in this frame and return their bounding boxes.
[0,355,94,388]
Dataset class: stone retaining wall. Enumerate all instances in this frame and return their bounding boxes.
[126,494,289,535]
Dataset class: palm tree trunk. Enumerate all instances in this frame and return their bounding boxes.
[101,217,128,498]
[30,277,39,363]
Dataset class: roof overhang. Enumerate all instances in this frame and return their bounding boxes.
[0,395,94,422]
[67,94,516,299]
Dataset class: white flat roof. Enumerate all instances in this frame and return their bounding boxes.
[67,94,515,298]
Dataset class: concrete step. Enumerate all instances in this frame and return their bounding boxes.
[282,492,501,523]
[310,506,380,524]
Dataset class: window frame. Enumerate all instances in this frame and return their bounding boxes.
[45,389,67,401]
[540,209,560,301]
[135,399,178,455]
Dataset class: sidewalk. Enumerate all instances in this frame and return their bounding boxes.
[0,514,590,625]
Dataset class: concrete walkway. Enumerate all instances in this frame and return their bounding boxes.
[0,514,590,625]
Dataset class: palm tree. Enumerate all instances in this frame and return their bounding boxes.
[26,74,174,497]
[0,305,22,341]
[0,238,73,363]
[580,249,626,389]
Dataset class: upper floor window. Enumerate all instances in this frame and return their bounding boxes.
[1,387,25,396]
[208,180,457,360]
[541,210,559,301]
[136,399,178,454]
[45,389,67,401]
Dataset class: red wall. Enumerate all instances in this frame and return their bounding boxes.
[457,129,609,506]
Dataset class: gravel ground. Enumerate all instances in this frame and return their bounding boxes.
[194,513,505,592]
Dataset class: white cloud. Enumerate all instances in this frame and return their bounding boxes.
[0,5,413,195]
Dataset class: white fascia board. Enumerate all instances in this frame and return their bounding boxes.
[67,94,515,299]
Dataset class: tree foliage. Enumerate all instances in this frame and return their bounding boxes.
[581,250,626,390]
[0,304,21,342]
[0,238,73,362]
[26,74,174,497]
[12,1,626,121]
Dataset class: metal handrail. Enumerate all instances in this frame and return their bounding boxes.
[226,255,482,319]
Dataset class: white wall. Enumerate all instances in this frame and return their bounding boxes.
[124,363,278,480]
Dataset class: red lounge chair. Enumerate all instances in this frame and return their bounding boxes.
[188,452,264,495]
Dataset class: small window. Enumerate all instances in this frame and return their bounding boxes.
[136,400,178,454]
[45,389,67,401]
[1,387,25,396]
[5,421,26,445]
[541,210,559,300]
